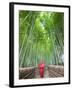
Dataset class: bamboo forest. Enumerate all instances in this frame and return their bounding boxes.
[19,11,64,79]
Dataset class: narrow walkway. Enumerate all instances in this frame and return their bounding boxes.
[19,65,64,79]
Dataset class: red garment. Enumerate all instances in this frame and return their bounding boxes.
[38,63,45,78]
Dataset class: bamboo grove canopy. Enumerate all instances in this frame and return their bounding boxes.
[19,11,64,67]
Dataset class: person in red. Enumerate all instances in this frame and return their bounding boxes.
[38,60,45,78]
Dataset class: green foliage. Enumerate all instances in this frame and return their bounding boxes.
[19,11,64,67]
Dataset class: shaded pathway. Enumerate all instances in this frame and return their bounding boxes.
[19,65,64,79]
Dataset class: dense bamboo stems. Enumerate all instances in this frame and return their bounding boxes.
[19,11,64,67]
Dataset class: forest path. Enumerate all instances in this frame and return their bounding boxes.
[19,65,64,79]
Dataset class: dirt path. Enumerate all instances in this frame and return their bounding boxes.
[19,65,64,79]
